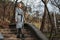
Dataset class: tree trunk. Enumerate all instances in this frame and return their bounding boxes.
[40,0,55,40]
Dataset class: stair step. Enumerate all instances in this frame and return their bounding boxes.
[0,27,38,40]
[52,36,60,40]
[3,34,16,38]
[25,37,37,40]
[58,20,60,22]
[4,38,21,40]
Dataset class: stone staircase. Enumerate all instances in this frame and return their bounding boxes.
[50,15,60,40]
[42,14,60,40]
[0,26,38,40]
[57,18,60,32]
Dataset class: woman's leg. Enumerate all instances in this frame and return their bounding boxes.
[17,28,21,38]
[21,27,25,39]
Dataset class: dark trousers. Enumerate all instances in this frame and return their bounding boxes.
[17,28,21,38]
[17,28,24,38]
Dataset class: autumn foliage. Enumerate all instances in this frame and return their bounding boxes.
[0,1,15,28]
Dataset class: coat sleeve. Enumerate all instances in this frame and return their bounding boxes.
[15,9,18,22]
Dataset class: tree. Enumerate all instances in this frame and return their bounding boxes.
[50,0,60,11]
[40,0,56,40]
[0,0,2,2]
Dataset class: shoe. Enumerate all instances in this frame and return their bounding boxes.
[17,36,20,38]
[22,34,24,38]
[20,34,25,38]
[20,34,22,38]
[17,34,20,38]
[21,34,25,40]
[22,38,25,40]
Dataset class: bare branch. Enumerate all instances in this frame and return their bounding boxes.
[50,0,60,10]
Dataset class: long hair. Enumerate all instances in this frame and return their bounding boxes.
[17,1,24,7]
[16,1,25,10]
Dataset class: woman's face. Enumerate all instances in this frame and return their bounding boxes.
[18,3,22,8]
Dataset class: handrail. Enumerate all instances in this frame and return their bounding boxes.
[24,23,48,40]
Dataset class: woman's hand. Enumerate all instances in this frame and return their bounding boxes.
[15,20,17,23]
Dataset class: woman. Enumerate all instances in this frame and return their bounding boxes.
[15,1,24,38]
